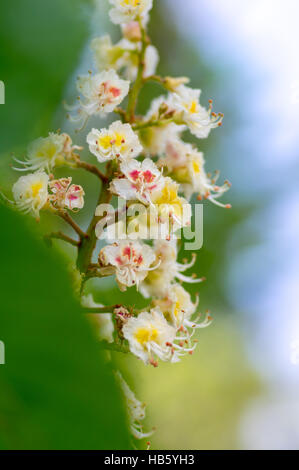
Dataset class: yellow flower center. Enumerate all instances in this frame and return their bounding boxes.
[122,0,141,7]
[154,183,183,217]
[173,301,181,318]
[154,184,178,205]
[31,182,43,198]
[114,132,125,147]
[145,268,162,284]
[35,140,59,160]
[189,100,198,114]
[135,327,158,345]
[99,135,113,149]
[192,160,201,174]
[99,133,125,150]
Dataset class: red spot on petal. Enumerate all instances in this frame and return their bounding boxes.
[129,170,140,181]
[122,246,131,258]
[109,87,121,98]
[135,254,143,265]
[143,170,154,183]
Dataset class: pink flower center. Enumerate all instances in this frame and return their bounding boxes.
[129,170,140,181]
[109,86,121,98]
[143,170,155,183]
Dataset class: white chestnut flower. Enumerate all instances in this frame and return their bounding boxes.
[152,283,211,331]
[152,284,197,328]
[158,138,194,173]
[91,35,159,81]
[68,70,129,127]
[140,95,186,157]
[98,240,158,291]
[150,177,191,230]
[87,121,142,163]
[109,0,153,25]
[140,239,204,299]
[121,178,191,240]
[110,158,164,205]
[49,177,85,211]
[12,172,49,218]
[184,150,231,207]
[171,85,223,139]
[159,139,231,206]
[81,294,114,344]
[122,308,178,365]
[123,307,196,366]
[13,133,79,173]
[91,36,136,78]
[115,371,154,440]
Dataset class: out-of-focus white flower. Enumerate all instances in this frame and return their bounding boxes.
[152,283,197,328]
[91,35,159,81]
[87,121,142,163]
[143,45,159,78]
[140,239,204,299]
[49,177,85,211]
[91,35,135,72]
[91,35,136,79]
[115,371,154,439]
[68,70,129,127]
[185,150,231,207]
[98,240,158,291]
[158,138,193,173]
[13,133,79,173]
[12,172,49,217]
[152,282,212,331]
[139,122,184,157]
[159,139,231,206]
[171,85,223,139]
[140,95,186,156]
[110,158,164,204]
[109,0,153,25]
[82,294,114,343]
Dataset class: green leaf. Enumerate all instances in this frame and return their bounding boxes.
[0,205,131,450]
[0,0,92,154]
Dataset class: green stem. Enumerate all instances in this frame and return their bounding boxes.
[127,21,148,122]
[76,165,112,273]
[75,158,108,183]
[114,107,127,122]
[133,117,174,131]
[144,74,167,88]
[45,231,79,247]
[84,306,118,314]
[58,210,88,240]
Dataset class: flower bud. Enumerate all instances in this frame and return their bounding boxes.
[164,76,190,91]
[122,21,142,41]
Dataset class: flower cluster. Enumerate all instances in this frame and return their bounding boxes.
[6,0,231,442]
[12,168,85,219]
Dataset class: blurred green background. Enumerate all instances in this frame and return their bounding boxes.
[0,0,266,450]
